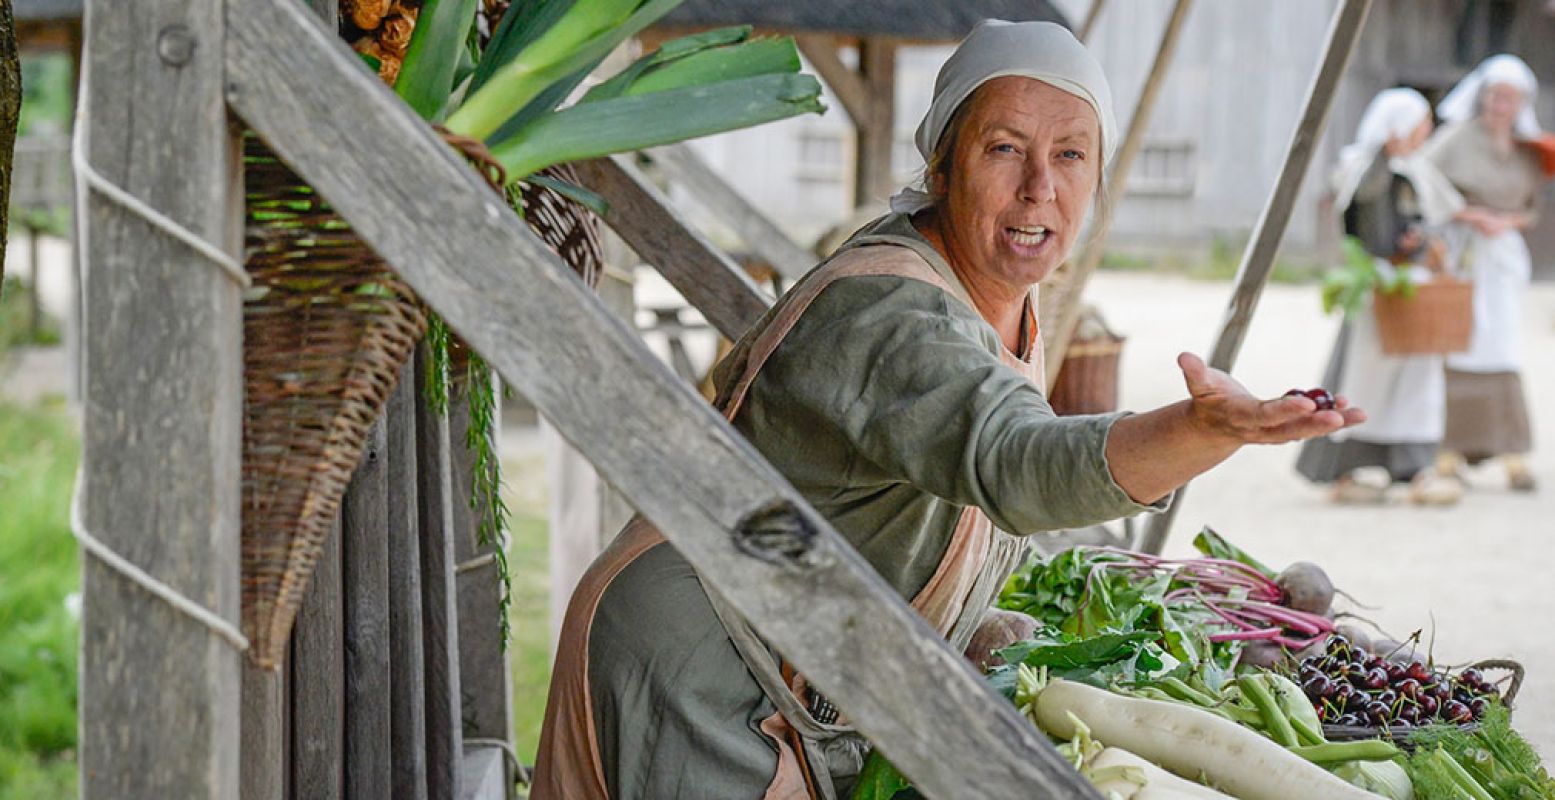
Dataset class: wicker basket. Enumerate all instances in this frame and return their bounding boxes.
[1373,279,1472,355]
[240,135,602,669]
[1048,307,1125,416]
[1322,659,1524,745]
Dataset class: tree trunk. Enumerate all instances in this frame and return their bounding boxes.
[0,0,21,289]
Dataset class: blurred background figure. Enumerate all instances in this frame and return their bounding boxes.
[1297,88,1465,505]
[1425,54,1546,493]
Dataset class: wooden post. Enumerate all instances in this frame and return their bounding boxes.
[224,3,1106,793]
[0,0,17,285]
[853,37,897,209]
[78,1,244,797]
[1140,0,1374,554]
[291,517,344,800]
[241,659,288,800]
[1078,0,1109,42]
[342,420,393,798]
[1042,0,1194,389]
[415,344,463,800]
[386,363,429,800]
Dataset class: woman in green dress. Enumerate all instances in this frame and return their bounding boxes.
[532,20,1365,800]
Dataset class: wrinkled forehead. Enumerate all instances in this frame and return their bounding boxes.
[958,77,1101,142]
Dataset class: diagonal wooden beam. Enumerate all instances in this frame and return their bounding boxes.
[1042,0,1194,388]
[1139,0,1374,554]
[795,34,872,128]
[644,142,816,280]
[571,155,771,340]
[223,0,1101,796]
[1078,0,1109,42]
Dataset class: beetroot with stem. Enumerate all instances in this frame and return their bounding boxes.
[1276,561,1336,617]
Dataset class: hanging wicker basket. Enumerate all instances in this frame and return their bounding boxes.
[1373,278,1472,356]
[241,135,429,669]
[1049,306,1125,416]
[240,131,602,669]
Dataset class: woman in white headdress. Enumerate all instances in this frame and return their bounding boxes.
[531,21,1363,799]
[1296,88,1465,504]
[1424,54,1545,492]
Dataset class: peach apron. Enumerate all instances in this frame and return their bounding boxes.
[531,235,1043,800]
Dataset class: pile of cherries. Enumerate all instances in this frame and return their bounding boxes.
[1285,387,1337,411]
[1297,635,1500,728]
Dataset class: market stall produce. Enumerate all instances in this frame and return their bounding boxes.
[853,529,1551,800]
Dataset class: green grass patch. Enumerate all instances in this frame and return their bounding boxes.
[0,399,81,800]
[507,510,551,766]
[0,278,62,349]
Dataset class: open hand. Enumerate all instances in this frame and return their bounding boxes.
[1178,353,1366,445]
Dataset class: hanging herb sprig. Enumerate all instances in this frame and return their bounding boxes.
[463,352,514,646]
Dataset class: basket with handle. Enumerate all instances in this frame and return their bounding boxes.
[1373,278,1472,355]
[1048,305,1125,416]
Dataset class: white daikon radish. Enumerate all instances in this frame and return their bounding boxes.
[1033,679,1385,800]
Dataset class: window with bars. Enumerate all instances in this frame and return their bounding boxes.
[1127,139,1197,197]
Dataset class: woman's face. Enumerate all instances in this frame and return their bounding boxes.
[1385,117,1433,156]
[1480,82,1525,134]
[934,77,1101,289]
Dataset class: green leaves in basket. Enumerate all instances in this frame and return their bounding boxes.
[446,0,686,141]
[1321,235,1422,318]
[395,0,481,121]
[490,72,823,180]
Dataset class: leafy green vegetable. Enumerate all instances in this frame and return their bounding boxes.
[1192,526,1276,579]
[1321,235,1419,318]
[1334,759,1415,800]
[849,751,912,800]
[1407,704,1555,800]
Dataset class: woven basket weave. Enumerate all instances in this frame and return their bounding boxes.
[1048,307,1125,417]
[241,135,429,669]
[1373,279,1472,355]
[241,131,602,668]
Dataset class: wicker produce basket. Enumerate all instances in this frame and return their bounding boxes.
[1048,306,1124,416]
[1373,278,1472,355]
[240,134,601,669]
[1322,659,1523,745]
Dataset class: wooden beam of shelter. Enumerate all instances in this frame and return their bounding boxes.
[644,142,816,280]
[795,35,872,128]
[223,1,1101,795]
[571,155,771,339]
[78,1,244,797]
[853,37,897,209]
[1078,0,1108,42]
[1041,0,1193,389]
[1139,0,1374,555]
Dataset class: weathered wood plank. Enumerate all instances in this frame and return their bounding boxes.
[79,2,243,797]
[290,517,344,800]
[852,37,897,208]
[447,377,514,749]
[457,747,505,800]
[572,156,770,340]
[644,142,815,280]
[1140,0,1374,554]
[386,363,429,800]
[342,419,393,799]
[224,3,1103,795]
[1041,0,1194,387]
[415,344,463,800]
[794,35,872,127]
[242,661,288,800]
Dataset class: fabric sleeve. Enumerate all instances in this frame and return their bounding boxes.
[753,275,1164,534]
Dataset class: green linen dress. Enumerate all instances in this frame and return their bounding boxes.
[583,213,1160,798]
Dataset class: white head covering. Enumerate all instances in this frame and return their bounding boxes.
[889,20,1117,213]
[1331,87,1463,225]
[1436,54,1541,139]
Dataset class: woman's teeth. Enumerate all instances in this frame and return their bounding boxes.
[1009,226,1048,246]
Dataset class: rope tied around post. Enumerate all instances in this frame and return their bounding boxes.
[69,62,251,653]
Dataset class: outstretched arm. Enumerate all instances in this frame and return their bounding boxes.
[1105,353,1366,504]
